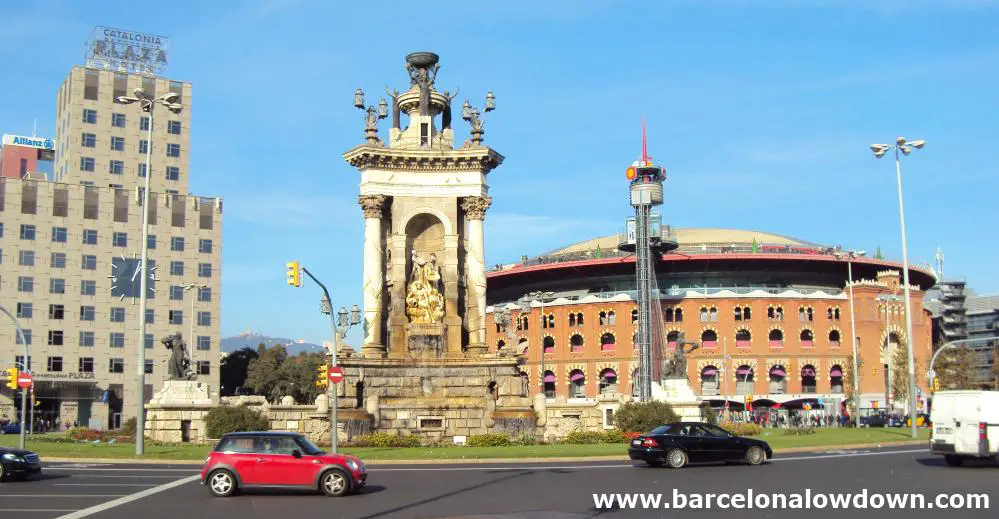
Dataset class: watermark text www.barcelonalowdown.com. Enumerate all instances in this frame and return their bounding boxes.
[593,489,990,510]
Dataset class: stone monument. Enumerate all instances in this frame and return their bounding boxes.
[651,332,704,420]
[145,333,214,442]
[338,52,534,442]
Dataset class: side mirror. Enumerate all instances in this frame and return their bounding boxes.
[291,449,302,459]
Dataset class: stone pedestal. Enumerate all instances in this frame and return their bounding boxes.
[150,380,212,405]
[406,323,447,358]
[144,381,214,443]
[652,378,705,421]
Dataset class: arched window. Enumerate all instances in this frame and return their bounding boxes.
[543,314,555,329]
[735,365,754,395]
[607,311,616,325]
[769,329,784,347]
[834,308,841,320]
[664,307,674,322]
[776,307,784,320]
[743,306,752,320]
[576,312,584,326]
[600,332,616,351]
[701,329,718,348]
[699,307,709,322]
[827,307,834,320]
[599,311,608,326]
[569,369,586,398]
[709,307,718,322]
[631,309,638,323]
[570,333,584,353]
[675,308,684,322]
[830,365,844,393]
[800,329,814,347]
[734,307,743,321]
[543,370,556,398]
[667,330,679,349]
[829,330,841,347]
[769,365,787,394]
[521,315,530,330]
[807,307,814,321]
[769,306,784,321]
[735,329,751,348]
[517,316,523,331]
[700,366,719,396]
[801,364,816,393]
[543,335,555,354]
[599,368,618,395]
[799,306,806,321]
[518,337,529,354]
[568,313,576,327]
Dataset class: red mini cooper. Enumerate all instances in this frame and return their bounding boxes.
[201,431,367,497]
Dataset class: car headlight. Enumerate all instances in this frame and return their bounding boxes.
[345,459,359,470]
[2,453,22,461]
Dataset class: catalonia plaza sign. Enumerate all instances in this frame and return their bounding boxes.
[86,26,169,76]
[32,371,97,383]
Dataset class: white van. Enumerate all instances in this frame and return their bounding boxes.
[930,390,999,466]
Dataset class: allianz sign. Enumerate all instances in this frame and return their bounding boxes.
[1,134,55,150]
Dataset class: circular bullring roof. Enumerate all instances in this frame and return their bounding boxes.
[543,228,820,257]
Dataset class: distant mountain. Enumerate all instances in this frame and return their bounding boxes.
[221,328,325,356]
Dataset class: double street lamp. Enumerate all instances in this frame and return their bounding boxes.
[870,136,924,440]
[117,88,183,456]
[833,249,865,427]
[525,291,554,398]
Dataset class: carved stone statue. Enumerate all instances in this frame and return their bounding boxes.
[442,89,459,130]
[662,333,700,380]
[405,250,445,323]
[162,333,193,380]
[405,61,439,116]
[385,87,401,129]
[365,106,380,131]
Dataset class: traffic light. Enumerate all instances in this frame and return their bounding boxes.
[315,364,328,389]
[4,368,18,390]
[872,366,878,376]
[932,377,940,392]
[286,261,301,287]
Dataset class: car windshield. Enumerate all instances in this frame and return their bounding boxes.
[297,436,325,455]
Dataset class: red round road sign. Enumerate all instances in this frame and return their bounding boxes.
[327,366,344,384]
[16,372,32,389]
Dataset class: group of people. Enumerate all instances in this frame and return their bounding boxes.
[737,411,850,428]
[0,414,78,432]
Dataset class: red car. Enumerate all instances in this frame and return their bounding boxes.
[200,431,367,497]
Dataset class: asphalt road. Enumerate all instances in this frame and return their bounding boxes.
[1,446,996,519]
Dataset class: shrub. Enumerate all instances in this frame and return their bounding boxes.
[704,406,719,425]
[510,435,538,446]
[611,401,679,433]
[719,421,763,437]
[120,417,136,437]
[205,405,269,438]
[349,432,422,448]
[600,429,630,443]
[466,434,511,447]
[783,427,816,436]
[68,427,103,442]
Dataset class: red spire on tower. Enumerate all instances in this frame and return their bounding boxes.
[641,117,648,164]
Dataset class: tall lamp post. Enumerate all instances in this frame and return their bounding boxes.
[117,88,183,456]
[870,136,924,439]
[182,283,209,372]
[525,291,555,397]
[833,249,865,427]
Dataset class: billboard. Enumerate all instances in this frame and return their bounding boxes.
[2,134,54,150]
[85,26,169,76]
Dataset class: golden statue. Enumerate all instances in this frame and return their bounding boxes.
[406,250,445,323]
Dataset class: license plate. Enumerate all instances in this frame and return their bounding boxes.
[632,440,642,446]
[936,427,953,435]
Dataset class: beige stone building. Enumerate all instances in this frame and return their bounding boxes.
[0,66,221,430]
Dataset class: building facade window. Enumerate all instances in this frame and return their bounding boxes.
[167,120,181,134]
[112,232,128,247]
[145,309,154,324]
[109,160,124,175]
[196,361,211,375]
[197,336,211,351]
[109,358,124,373]
[165,166,180,181]
[47,356,64,372]
[111,112,126,127]
[48,304,65,320]
[140,116,149,131]
[110,136,125,151]
[79,357,94,372]
[80,305,95,321]
[170,285,184,300]
[80,331,95,347]
[20,224,36,240]
[82,229,98,245]
[19,250,35,266]
[47,331,64,346]
[82,133,96,147]
[110,332,125,348]
[166,143,180,157]
[16,303,32,319]
[81,280,97,296]
[15,330,32,346]
[197,311,211,326]
[50,278,66,294]
[145,359,154,374]
[80,157,95,171]
[82,254,97,270]
[139,140,149,154]
[171,237,185,251]
[17,276,34,293]
[169,310,183,324]
[170,261,184,275]
[83,109,97,124]
[198,287,212,302]
[198,263,212,278]
[147,235,157,249]
[110,307,125,322]
[52,226,68,243]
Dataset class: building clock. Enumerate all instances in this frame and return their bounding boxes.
[108,253,158,303]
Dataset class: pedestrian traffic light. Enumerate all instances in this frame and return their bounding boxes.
[315,364,328,389]
[286,261,301,287]
[4,368,18,390]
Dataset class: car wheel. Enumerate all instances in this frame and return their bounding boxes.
[745,446,766,466]
[0,462,6,482]
[320,468,351,497]
[944,455,964,467]
[645,459,664,468]
[207,469,237,497]
[666,448,687,469]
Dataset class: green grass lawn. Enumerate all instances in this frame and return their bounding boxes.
[0,427,928,462]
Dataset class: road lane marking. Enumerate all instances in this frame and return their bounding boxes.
[369,448,927,471]
[46,468,197,472]
[55,483,160,487]
[54,475,199,519]
[0,495,127,498]
[57,475,182,478]
[0,509,76,512]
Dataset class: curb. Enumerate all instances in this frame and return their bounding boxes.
[39,439,927,466]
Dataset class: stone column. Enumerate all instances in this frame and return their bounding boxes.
[358,195,387,357]
[462,196,492,355]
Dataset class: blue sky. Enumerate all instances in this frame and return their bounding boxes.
[2,1,997,346]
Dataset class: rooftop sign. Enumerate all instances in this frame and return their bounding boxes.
[2,134,54,150]
[85,26,169,76]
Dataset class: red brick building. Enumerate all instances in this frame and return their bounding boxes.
[485,229,935,414]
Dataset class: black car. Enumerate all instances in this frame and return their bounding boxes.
[0,446,42,481]
[628,422,773,469]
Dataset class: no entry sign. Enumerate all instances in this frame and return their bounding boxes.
[17,372,32,389]
[327,366,344,384]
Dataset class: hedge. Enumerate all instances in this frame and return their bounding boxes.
[204,405,270,438]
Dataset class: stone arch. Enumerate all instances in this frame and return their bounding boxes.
[799,327,815,346]
[542,332,555,353]
[828,326,842,346]
[599,330,616,351]
[569,332,585,352]
[399,206,454,236]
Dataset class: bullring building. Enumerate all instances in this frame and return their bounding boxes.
[486,228,935,415]
[0,65,222,430]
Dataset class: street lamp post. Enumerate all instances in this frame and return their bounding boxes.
[871,137,925,439]
[182,283,209,373]
[526,291,554,397]
[117,88,183,455]
[834,249,865,427]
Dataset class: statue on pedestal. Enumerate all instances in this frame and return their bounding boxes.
[662,332,700,380]
[162,333,194,380]
[406,250,445,324]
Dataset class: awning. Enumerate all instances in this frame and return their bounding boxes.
[702,368,719,376]
[801,368,816,377]
[830,368,843,377]
[601,369,617,378]
[570,372,585,382]
[543,373,556,383]
[736,367,752,375]
[770,368,786,377]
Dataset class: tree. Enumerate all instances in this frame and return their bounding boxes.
[874,246,884,260]
[244,344,326,404]
[220,347,258,397]
[935,345,978,390]
[751,238,760,253]
[890,343,911,403]
[843,352,863,415]
[245,344,288,402]
[611,401,679,433]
